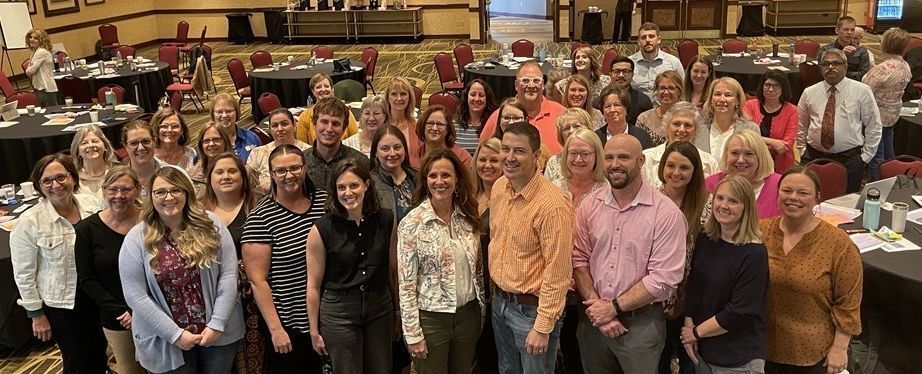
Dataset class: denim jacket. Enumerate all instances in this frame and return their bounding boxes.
[11,193,102,313]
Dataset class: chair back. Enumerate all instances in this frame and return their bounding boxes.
[434,52,459,85]
[54,51,69,70]
[196,26,207,47]
[600,48,619,75]
[114,46,136,59]
[799,62,823,88]
[677,39,699,69]
[794,39,820,59]
[250,126,272,144]
[8,92,38,108]
[98,24,120,47]
[806,158,848,200]
[312,46,334,59]
[170,91,183,111]
[227,58,250,93]
[453,43,474,78]
[0,70,15,97]
[57,76,92,104]
[903,37,922,56]
[361,47,378,82]
[427,91,458,119]
[411,85,423,110]
[97,84,126,105]
[176,21,190,44]
[159,45,181,71]
[333,79,366,102]
[258,92,282,115]
[250,50,273,68]
[721,38,747,53]
[879,155,922,180]
[21,59,29,75]
[511,39,535,57]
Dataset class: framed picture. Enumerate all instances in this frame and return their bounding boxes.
[41,0,78,16]
[84,0,102,5]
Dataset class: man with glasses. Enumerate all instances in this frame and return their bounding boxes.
[479,61,568,154]
[797,48,881,193]
[819,16,870,81]
[305,97,368,188]
[628,23,684,101]
[608,56,653,127]
[246,107,312,194]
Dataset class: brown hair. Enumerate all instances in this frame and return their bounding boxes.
[196,123,232,171]
[415,105,456,148]
[658,141,708,244]
[31,153,81,197]
[412,150,481,234]
[202,152,257,215]
[149,107,190,146]
[881,27,911,55]
[311,96,349,124]
[25,28,51,51]
[778,165,823,201]
[570,46,602,83]
[326,158,380,218]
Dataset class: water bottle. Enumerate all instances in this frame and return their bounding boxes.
[538,48,546,63]
[502,43,509,57]
[105,89,116,108]
[116,51,122,66]
[863,187,881,231]
[63,56,71,72]
[788,43,796,65]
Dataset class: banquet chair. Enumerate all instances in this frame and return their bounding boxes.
[54,51,69,70]
[434,52,464,93]
[227,58,251,104]
[169,91,184,112]
[250,126,272,144]
[21,59,30,76]
[179,26,207,68]
[98,24,121,50]
[902,37,922,56]
[453,43,474,79]
[361,47,379,94]
[0,70,17,97]
[250,50,273,69]
[794,39,820,59]
[511,39,535,57]
[600,48,619,75]
[97,84,126,105]
[427,91,458,119]
[312,46,334,59]
[411,84,423,110]
[799,62,823,88]
[162,21,190,47]
[333,79,366,103]
[160,45,202,111]
[258,93,282,117]
[721,38,747,54]
[806,158,848,200]
[879,155,922,180]
[8,92,38,108]
[677,39,699,69]
[57,76,92,104]
[114,46,136,59]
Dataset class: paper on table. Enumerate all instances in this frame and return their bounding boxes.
[0,218,16,232]
[912,195,922,207]
[0,121,17,128]
[816,202,862,225]
[900,107,919,116]
[753,59,782,65]
[767,66,790,72]
[881,237,922,252]
[905,207,922,226]
[41,118,74,126]
[512,57,535,63]
[850,233,886,253]
[61,122,106,132]
[252,67,274,73]
[825,193,860,209]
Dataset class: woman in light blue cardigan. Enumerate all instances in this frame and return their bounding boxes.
[119,165,244,374]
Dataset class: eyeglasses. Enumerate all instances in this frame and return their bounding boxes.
[201,137,224,145]
[127,138,153,148]
[763,83,782,91]
[501,115,526,123]
[517,77,543,86]
[272,164,304,178]
[820,61,845,68]
[39,173,69,187]
[610,69,632,76]
[105,186,136,195]
[657,86,678,93]
[567,151,595,160]
[158,124,182,131]
[424,121,448,129]
[151,187,185,200]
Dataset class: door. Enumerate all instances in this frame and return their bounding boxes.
[481,0,491,42]
[643,0,724,39]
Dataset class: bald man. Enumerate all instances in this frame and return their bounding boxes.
[572,134,688,373]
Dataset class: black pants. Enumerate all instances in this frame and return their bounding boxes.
[802,145,865,194]
[473,302,498,374]
[613,8,632,42]
[765,360,826,374]
[44,293,108,374]
[271,327,322,373]
[559,303,584,374]
[657,318,695,374]
[319,286,394,374]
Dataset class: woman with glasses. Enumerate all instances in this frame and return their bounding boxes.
[297,73,359,144]
[555,46,612,106]
[561,75,604,130]
[544,108,594,186]
[640,102,720,189]
[75,166,145,374]
[597,85,654,149]
[211,93,262,162]
[743,71,798,174]
[637,71,685,146]
[371,126,418,223]
[119,166,244,373]
[490,97,528,140]
[11,154,106,373]
[70,124,118,196]
[684,55,715,111]
[455,79,498,155]
[344,95,388,157]
[151,107,197,170]
[410,105,472,169]
[242,145,328,373]
[189,123,231,193]
[246,108,312,194]
[121,120,163,197]
[694,77,758,162]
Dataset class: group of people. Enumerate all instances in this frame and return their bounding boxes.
[9,17,918,374]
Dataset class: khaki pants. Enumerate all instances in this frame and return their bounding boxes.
[103,327,146,374]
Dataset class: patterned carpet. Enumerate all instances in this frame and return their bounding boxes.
[0,29,908,373]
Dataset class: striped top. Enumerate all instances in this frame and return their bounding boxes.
[241,191,328,334]
[454,123,482,156]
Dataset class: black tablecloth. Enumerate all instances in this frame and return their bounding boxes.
[463,61,554,102]
[893,104,922,158]
[579,11,607,44]
[264,9,288,44]
[0,107,138,185]
[736,3,766,36]
[54,62,171,113]
[226,13,255,44]
[0,198,43,349]
[713,55,805,103]
[248,60,365,122]
[840,178,922,372]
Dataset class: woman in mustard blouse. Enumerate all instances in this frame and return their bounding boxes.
[758,166,862,374]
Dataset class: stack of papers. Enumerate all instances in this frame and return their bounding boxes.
[850,232,922,253]
[900,107,919,116]
[816,202,862,225]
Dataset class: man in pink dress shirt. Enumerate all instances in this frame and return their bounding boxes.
[572,133,687,373]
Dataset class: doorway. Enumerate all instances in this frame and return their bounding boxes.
[487,0,555,43]
[642,0,725,39]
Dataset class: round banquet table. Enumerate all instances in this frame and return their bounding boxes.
[893,103,922,158]
[712,54,806,103]
[463,60,554,101]
[839,178,922,373]
[54,61,171,113]
[249,59,365,123]
[0,106,140,185]
[0,199,35,348]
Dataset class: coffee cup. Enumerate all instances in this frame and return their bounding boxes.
[64,97,74,106]
[892,202,909,233]
[20,182,34,197]
[26,105,35,115]
[89,111,99,123]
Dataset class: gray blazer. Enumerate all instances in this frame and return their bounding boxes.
[118,212,244,373]
[693,118,759,154]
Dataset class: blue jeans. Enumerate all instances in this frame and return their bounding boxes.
[491,293,564,374]
[159,342,237,374]
[867,126,894,181]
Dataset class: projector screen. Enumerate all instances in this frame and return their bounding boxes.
[0,2,34,50]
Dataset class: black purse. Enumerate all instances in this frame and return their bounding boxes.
[333,58,352,73]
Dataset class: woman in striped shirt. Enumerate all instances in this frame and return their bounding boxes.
[455,79,497,155]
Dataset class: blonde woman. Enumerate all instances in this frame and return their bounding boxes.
[694,77,758,161]
[544,108,593,182]
[70,124,118,195]
[473,138,502,214]
[385,77,417,142]
[344,95,389,156]
[118,166,244,373]
[705,130,782,219]
[24,28,58,106]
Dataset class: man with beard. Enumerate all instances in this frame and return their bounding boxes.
[478,61,567,154]
[608,56,653,126]
[819,16,871,81]
[489,123,574,373]
[628,23,684,101]
[797,48,881,193]
[304,97,369,188]
[572,133,687,373]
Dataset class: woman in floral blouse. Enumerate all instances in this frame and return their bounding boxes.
[397,150,484,374]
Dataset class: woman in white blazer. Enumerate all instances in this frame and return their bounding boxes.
[25,28,59,107]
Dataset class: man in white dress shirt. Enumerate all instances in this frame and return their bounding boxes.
[797,48,882,193]
[628,22,685,101]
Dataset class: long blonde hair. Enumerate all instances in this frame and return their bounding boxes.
[142,166,220,270]
[703,174,762,244]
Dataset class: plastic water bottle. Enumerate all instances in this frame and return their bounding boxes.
[538,48,546,63]
[116,51,122,66]
[63,57,71,72]
[788,43,796,65]
[863,187,881,231]
[502,43,509,57]
[105,89,116,109]
[98,60,105,75]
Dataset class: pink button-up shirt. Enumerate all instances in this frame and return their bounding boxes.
[572,181,687,302]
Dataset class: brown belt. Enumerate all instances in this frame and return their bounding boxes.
[496,289,539,306]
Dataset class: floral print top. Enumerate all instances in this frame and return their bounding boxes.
[154,238,207,334]
[397,199,484,344]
